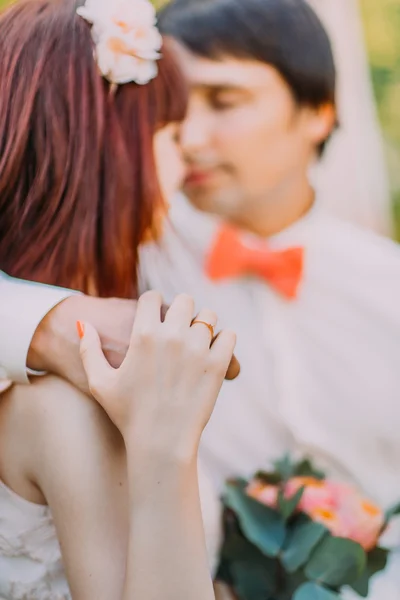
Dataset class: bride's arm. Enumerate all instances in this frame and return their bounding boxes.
[1,292,236,600]
[77,291,236,600]
[0,376,129,599]
[123,452,214,600]
[1,374,214,600]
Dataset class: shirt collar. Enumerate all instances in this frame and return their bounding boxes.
[168,192,323,254]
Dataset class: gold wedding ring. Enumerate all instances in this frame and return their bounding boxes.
[191,319,215,340]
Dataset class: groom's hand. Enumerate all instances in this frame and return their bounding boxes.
[28,295,240,393]
[28,295,138,393]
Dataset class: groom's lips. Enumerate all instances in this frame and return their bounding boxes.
[185,168,216,186]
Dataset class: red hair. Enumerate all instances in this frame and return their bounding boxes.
[0,0,187,297]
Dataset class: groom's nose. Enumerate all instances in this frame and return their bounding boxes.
[180,98,213,159]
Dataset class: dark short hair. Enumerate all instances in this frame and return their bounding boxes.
[158,0,336,152]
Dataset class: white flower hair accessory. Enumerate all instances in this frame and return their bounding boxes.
[77,0,162,86]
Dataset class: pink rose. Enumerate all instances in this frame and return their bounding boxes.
[246,476,384,551]
[247,480,278,507]
[338,496,385,551]
[308,507,350,538]
[285,477,337,514]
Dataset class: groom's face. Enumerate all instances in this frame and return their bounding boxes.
[174,43,334,220]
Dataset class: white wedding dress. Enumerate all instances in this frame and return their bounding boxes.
[0,462,222,600]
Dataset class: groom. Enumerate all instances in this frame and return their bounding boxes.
[146,0,400,498]
[144,1,400,596]
[1,0,400,595]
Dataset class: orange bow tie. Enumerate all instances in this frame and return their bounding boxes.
[205,225,304,299]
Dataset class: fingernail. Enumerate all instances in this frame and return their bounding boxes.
[76,321,85,339]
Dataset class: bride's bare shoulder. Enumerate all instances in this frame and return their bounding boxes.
[0,374,88,412]
[0,375,75,442]
[0,375,124,502]
[1,375,119,438]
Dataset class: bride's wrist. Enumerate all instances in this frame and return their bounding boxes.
[124,430,199,469]
[126,454,198,507]
[124,436,199,497]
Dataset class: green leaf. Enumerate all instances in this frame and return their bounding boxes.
[215,559,233,588]
[293,582,340,600]
[293,459,325,480]
[218,532,278,598]
[274,454,295,481]
[349,546,389,598]
[231,560,278,600]
[279,570,308,600]
[254,470,282,485]
[278,486,305,521]
[228,478,249,491]
[220,531,271,563]
[385,501,400,521]
[254,456,326,486]
[224,482,286,557]
[305,537,367,587]
[282,519,328,572]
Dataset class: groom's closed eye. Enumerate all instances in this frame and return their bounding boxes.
[206,86,252,111]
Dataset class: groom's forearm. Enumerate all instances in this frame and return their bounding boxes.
[29,294,240,387]
[28,294,138,392]
[27,295,87,381]
[1,273,239,388]
[0,273,76,383]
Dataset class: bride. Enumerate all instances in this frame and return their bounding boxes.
[0,0,235,598]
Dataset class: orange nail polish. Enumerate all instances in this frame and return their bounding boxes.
[76,321,85,339]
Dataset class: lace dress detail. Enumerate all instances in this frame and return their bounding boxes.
[0,480,71,599]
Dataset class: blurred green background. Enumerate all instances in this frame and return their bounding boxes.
[361,0,400,236]
[0,0,399,234]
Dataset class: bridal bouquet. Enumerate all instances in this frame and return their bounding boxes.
[216,456,400,600]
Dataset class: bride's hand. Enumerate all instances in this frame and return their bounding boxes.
[77,291,236,459]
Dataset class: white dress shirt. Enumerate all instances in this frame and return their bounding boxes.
[0,273,76,384]
[139,194,400,598]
